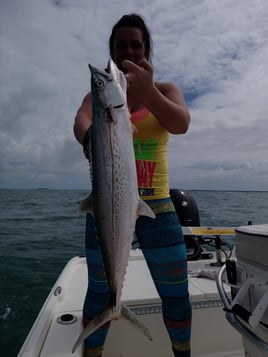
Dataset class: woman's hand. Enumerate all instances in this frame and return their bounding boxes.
[123,59,155,102]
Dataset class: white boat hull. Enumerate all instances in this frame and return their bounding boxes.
[18,249,244,357]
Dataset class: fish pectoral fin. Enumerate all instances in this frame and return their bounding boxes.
[137,198,155,219]
[72,306,113,353]
[107,105,118,124]
[121,303,153,341]
[79,194,94,215]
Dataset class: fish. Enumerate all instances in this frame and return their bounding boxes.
[72,58,155,353]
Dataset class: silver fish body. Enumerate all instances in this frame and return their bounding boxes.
[72,59,155,353]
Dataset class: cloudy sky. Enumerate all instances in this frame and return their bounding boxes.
[1,0,268,191]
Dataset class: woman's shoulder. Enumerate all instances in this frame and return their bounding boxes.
[154,81,188,111]
[76,92,92,118]
[155,81,182,95]
[82,92,92,103]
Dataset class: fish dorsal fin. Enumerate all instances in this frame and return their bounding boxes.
[137,198,155,219]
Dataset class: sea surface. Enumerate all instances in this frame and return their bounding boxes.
[1,188,268,356]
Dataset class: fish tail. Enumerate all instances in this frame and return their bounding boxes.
[72,306,113,353]
[121,303,153,341]
[72,304,152,353]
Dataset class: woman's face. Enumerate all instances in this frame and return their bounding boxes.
[111,27,148,72]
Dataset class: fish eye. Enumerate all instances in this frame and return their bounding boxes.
[95,79,104,88]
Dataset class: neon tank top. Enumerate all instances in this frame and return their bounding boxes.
[131,108,170,200]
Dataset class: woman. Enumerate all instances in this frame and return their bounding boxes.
[74,14,192,357]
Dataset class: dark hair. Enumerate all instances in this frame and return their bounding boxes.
[109,14,152,61]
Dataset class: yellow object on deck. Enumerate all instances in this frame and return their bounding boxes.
[186,227,235,236]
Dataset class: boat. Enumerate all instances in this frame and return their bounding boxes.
[17,190,268,356]
[217,224,268,357]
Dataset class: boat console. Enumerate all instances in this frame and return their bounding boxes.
[217,224,268,357]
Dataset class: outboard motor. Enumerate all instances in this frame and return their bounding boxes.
[217,224,268,356]
[169,188,200,227]
[170,189,201,260]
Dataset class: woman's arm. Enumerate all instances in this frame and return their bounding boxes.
[73,92,92,144]
[123,59,190,134]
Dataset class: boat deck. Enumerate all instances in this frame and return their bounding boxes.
[18,251,245,357]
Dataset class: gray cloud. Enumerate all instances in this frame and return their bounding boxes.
[1,0,268,190]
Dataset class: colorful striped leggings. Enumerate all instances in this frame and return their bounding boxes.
[83,198,192,357]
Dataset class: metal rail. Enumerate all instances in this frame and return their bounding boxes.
[216,264,268,353]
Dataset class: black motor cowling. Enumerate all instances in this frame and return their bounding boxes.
[170,188,201,260]
[170,188,200,227]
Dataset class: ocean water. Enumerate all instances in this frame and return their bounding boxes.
[1,188,268,356]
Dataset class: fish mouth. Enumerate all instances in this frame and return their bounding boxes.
[113,104,124,109]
